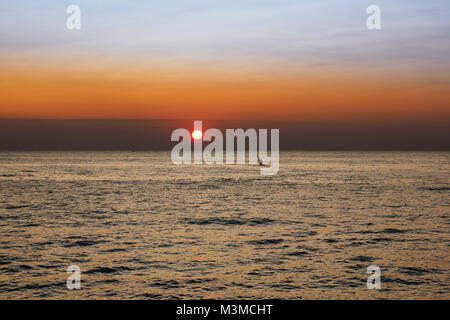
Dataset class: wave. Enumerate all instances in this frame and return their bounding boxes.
[182,216,275,226]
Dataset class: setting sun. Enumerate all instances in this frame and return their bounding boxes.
[192,130,203,140]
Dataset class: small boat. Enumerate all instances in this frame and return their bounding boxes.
[257,157,269,167]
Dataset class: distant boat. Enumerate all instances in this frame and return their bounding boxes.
[257,157,269,167]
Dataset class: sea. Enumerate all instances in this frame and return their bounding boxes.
[0,151,448,299]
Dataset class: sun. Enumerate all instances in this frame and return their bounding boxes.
[192,130,203,140]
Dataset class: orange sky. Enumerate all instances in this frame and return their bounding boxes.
[1,59,449,121]
[1,1,449,122]
[1,1,449,152]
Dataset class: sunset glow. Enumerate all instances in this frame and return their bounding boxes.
[0,1,449,122]
[192,130,203,140]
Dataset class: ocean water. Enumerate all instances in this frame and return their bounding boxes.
[0,151,448,299]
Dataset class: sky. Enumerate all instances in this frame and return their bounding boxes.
[0,0,449,121]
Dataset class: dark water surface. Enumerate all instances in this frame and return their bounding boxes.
[0,151,448,299]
